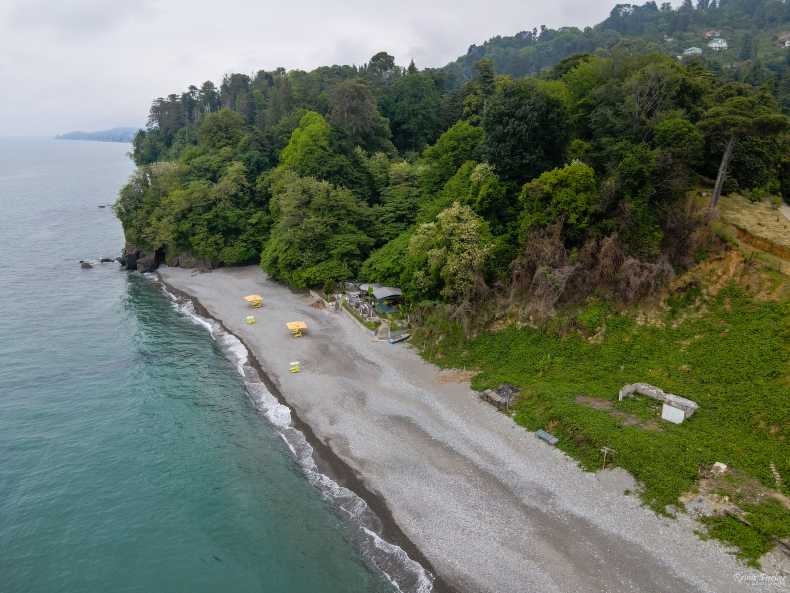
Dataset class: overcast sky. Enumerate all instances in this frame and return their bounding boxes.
[2,0,640,136]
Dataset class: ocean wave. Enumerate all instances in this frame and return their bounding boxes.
[158,280,434,593]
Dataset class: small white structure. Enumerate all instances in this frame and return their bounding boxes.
[785,40,790,49]
[619,383,699,424]
[704,30,721,40]
[683,47,703,57]
[661,404,686,424]
[708,38,728,51]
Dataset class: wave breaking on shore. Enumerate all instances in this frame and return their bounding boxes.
[158,280,434,593]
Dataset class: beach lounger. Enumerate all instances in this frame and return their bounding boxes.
[286,321,307,337]
[243,294,263,308]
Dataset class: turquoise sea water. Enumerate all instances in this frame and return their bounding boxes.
[0,138,399,593]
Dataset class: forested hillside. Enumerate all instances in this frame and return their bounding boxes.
[448,0,790,112]
[115,1,789,320]
[113,3,790,563]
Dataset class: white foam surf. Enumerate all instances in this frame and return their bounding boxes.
[158,280,434,593]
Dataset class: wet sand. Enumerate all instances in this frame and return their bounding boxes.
[159,265,767,593]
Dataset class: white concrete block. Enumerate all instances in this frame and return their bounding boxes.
[662,403,685,424]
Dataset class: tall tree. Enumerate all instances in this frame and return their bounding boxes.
[365,51,398,87]
[699,91,789,207]
[261,171,374,288]
[327,80,393,153]
[198,109,246,150]
[408,202,493,303]
[482,79,570,182]
[380,73,442,153]
[419,120,485,194]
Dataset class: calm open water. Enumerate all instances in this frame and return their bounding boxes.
[0,138,395,593]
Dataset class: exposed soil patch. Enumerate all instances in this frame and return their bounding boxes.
[437,368,478,383]
[672,250,789,302]
[690,467,790,513]
[575,395,662,431]
[719,194,790,249]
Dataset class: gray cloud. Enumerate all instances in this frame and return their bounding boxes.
[0,0,651,136]
[9,0,156,36]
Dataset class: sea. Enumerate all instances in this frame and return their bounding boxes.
[0,137,424,593]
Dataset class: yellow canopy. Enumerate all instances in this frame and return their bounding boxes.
[286,321,307,331]
[244,294,263,307]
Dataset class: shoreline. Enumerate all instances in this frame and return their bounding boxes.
[157,265,771,593]
[158,276,454,593]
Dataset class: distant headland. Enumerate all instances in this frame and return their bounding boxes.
[55,127,138,143]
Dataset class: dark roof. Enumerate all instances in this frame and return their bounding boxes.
[372,286,402,300]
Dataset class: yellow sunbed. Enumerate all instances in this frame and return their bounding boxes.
[286,321,307,337]
[243,294,263,308]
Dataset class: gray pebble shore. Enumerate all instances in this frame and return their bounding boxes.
[159,265,782,593]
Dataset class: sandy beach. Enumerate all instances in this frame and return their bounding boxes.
[159,265,771,593]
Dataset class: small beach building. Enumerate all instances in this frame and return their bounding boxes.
[357,283,404,314]
[372,286,403,315]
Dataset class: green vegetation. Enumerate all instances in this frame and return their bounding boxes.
[412,285,790,562]
[117,4,789,288]
[702,501,790,566]
[114,2,790,566]
[260,169,374,288]
[448,0,790,114]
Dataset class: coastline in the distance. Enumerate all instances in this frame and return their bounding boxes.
[56,127,138,143]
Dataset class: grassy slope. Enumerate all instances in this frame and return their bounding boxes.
[413,278,790,565]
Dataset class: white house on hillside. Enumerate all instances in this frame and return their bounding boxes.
[708,38,728,51]
[683,47,703,57]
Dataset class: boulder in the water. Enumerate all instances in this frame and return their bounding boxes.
[99,258,114,263]
[80,260,93,269]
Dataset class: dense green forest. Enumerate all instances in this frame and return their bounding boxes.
[116,0,790,318]
[450,0,790,112]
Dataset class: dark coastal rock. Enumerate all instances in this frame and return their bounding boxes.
[119,242,162,272]
[80,261,93,269]
[120,249,138,271]
[119,243,202,273]
[136,254,159,273]
[167,253,212,269]
[99,257,114,263]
